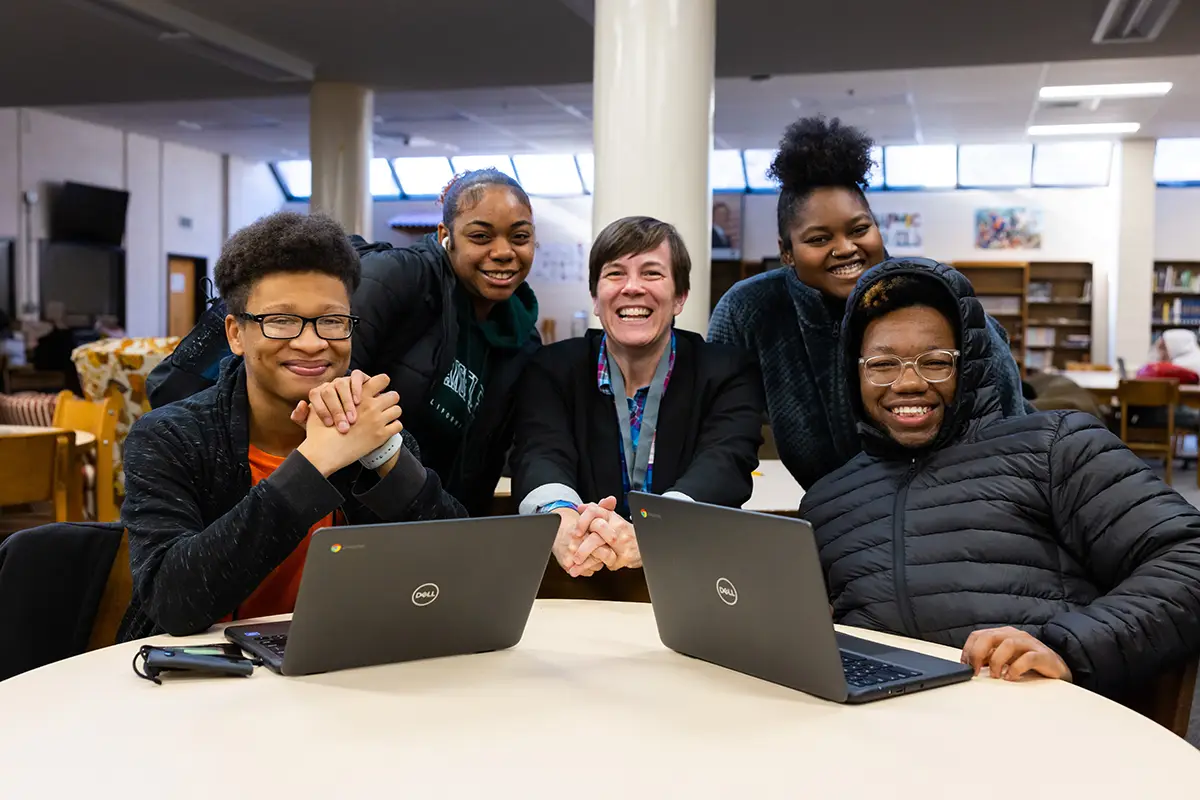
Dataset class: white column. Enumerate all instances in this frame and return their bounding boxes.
[1109,139,1156,365]
[309,82,374,239]
[591,0,716,333]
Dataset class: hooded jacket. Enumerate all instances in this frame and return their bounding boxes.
[1161,328,1200,374]
[351,233,540,516]
[798,259,1200,699]
[708,263,1031,491]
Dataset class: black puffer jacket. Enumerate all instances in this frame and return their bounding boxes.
[799,259,1200,699]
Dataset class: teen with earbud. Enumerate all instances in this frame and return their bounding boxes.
[299,169,541,517]
[708,116,1030,491]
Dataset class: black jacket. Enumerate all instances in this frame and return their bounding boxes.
[0,521,124,681]
[512,329,764,601]
[513,329,763,510]
[120,357,466,640]
[799,259,1200,699]
[350,234,540,516]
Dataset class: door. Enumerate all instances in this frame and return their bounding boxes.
[167,256,198,338]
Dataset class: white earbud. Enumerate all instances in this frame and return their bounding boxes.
[441,236,450,250]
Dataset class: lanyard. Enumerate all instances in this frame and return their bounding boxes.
[607,339,671,492]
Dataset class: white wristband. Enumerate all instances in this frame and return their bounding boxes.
[358,432,404,470]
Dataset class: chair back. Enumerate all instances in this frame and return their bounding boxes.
[87,529,132,650]
[53,391,121,521]
[1125,657,1199,738]
[1117,378,1180,407]
[0,429,69,520]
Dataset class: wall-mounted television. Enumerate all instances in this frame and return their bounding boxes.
[39,241,125,327]
[47,181,129,247]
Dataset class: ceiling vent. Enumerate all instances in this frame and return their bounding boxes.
[66,0,313,82]
[1040,100,1084,110]
[1093,0,1181,44]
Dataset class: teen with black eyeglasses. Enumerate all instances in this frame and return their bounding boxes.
[119,211,466,641]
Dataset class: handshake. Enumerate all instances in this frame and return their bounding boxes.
[292,369,405,478]
[549,498,641,578]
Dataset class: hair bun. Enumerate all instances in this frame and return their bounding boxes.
[768,115,876,192]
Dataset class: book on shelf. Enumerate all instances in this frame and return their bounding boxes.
[1027,282,1051,302]
[977,296,1022,315]
[1157,297,1200,325]
[1155,265,1200,293]
[1026,327,1055,347]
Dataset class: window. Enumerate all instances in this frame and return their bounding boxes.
[711,149,747,191]
[511,154,584,195]
[1155,138,1200,185]
[575,153,594,193]
[884,145,957,189]
[369,158,401,198]
[1032,142,1112,186]
[742,149,777,191]
[391,157,455,197]
[957,144,1033,188]
[867,146,884,188]
[449,155,518,180]
[274,160,312,200]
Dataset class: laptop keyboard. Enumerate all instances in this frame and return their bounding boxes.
[253,633,289,659]
[840,651,921,687]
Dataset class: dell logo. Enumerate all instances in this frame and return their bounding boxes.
[715,577,738,606]
[411,582,440,607]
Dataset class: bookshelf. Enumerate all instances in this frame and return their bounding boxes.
[1025,261,1094,371]
[952,262,1028,374]
[1152,261,1200,335]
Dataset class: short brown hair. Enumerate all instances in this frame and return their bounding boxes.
[588,216,691,297]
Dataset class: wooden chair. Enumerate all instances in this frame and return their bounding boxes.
[1117,378,1180,484]
[0,429,70,522]
[53,391,120,522]
[1125,657,1199,738]
[87,528,132,650]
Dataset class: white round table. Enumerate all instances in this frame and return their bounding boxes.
[2,600,1197,797]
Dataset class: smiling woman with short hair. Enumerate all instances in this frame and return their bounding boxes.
[512,216,764,601]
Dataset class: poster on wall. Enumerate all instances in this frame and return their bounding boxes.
[712,195,743,260]
[874,212,923,255]
[975,207,1043,250]
[529,241,588,284]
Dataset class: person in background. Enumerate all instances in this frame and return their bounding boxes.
[512,216,763,601]
[799,259,1200,699]
[147,169,541,517]
[120,212,466,640]
[708,116,1029,491]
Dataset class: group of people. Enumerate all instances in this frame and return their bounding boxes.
[119,115,1200,703]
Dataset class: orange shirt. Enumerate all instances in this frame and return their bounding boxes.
[228,445,335,621]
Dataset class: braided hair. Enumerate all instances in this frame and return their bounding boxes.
[768,116,877,248]
[438,168,531,234]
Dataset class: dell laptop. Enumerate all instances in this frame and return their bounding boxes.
[225,515,557,676]
[630,492,973,703]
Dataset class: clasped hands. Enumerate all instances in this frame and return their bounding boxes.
[550,497,641,578]
[292,369,404,477]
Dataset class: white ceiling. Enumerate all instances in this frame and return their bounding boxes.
[46,54,1200,162]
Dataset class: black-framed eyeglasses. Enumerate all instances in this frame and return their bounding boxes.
[859,349,959,387]
[238,312,359,341]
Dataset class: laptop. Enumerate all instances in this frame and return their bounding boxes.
[630,493,973,703]
[225,515,557,676]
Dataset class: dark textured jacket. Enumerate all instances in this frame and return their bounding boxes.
[0,521,124,680]
[799,260,1200,699]
[120,357,466,640]
[350,234,541,516]
[708,263,1031,490]
[513,329,764,511]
